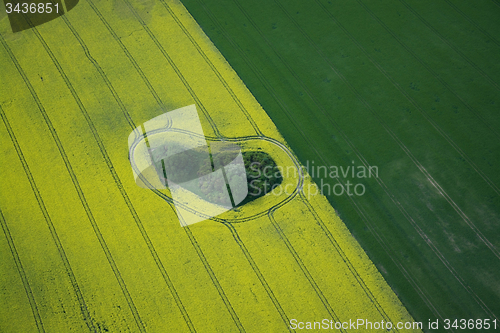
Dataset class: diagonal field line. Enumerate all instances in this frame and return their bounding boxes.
[266,0,499,318]
[0,95,95,332]
[84,0,167,127]
[0,148,45,333]
[121,0,222,139]
[223,222,294,333]
[203,0,401,325]
[398,0,500,92]
[267,211,346,332]
[321,0,500,195]
[89,1,296,328]
[53,8,198,332]
[150,3,340,327]
[157,0,262,137]
[20,3,200,332]
[443,0,500,48]
[354,0,500,142]
[119,0,313,330]
[2,1,414,330]
[313,0,500,263]
[108,0,246,330]
[1,23,148,333]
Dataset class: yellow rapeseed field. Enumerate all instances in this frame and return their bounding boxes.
[0,0,420,331]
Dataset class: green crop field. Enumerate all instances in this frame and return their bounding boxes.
[180,0,500,329]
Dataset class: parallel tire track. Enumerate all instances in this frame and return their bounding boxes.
[64,1,260,330]
[267,211,345,331]
[318,0,500,195]
[54,8,197,332]
[223,222,293,332]
[85,0,253,329]
[354,0,500,141]
[275,0,498,319]
[1,24,146,332]
[273,0,498,318]
[121,1,322,331]
[0,176,44,332]
[85,0,166,126]
[399,0,500,92]
[444,0,500,48]
[122,0,222,138]
[294,192,398,329]
[95,3,293,329]
[182,222,245,333]
[158,0,262,137]
[153,3,343,328]
[0,78,96,332]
